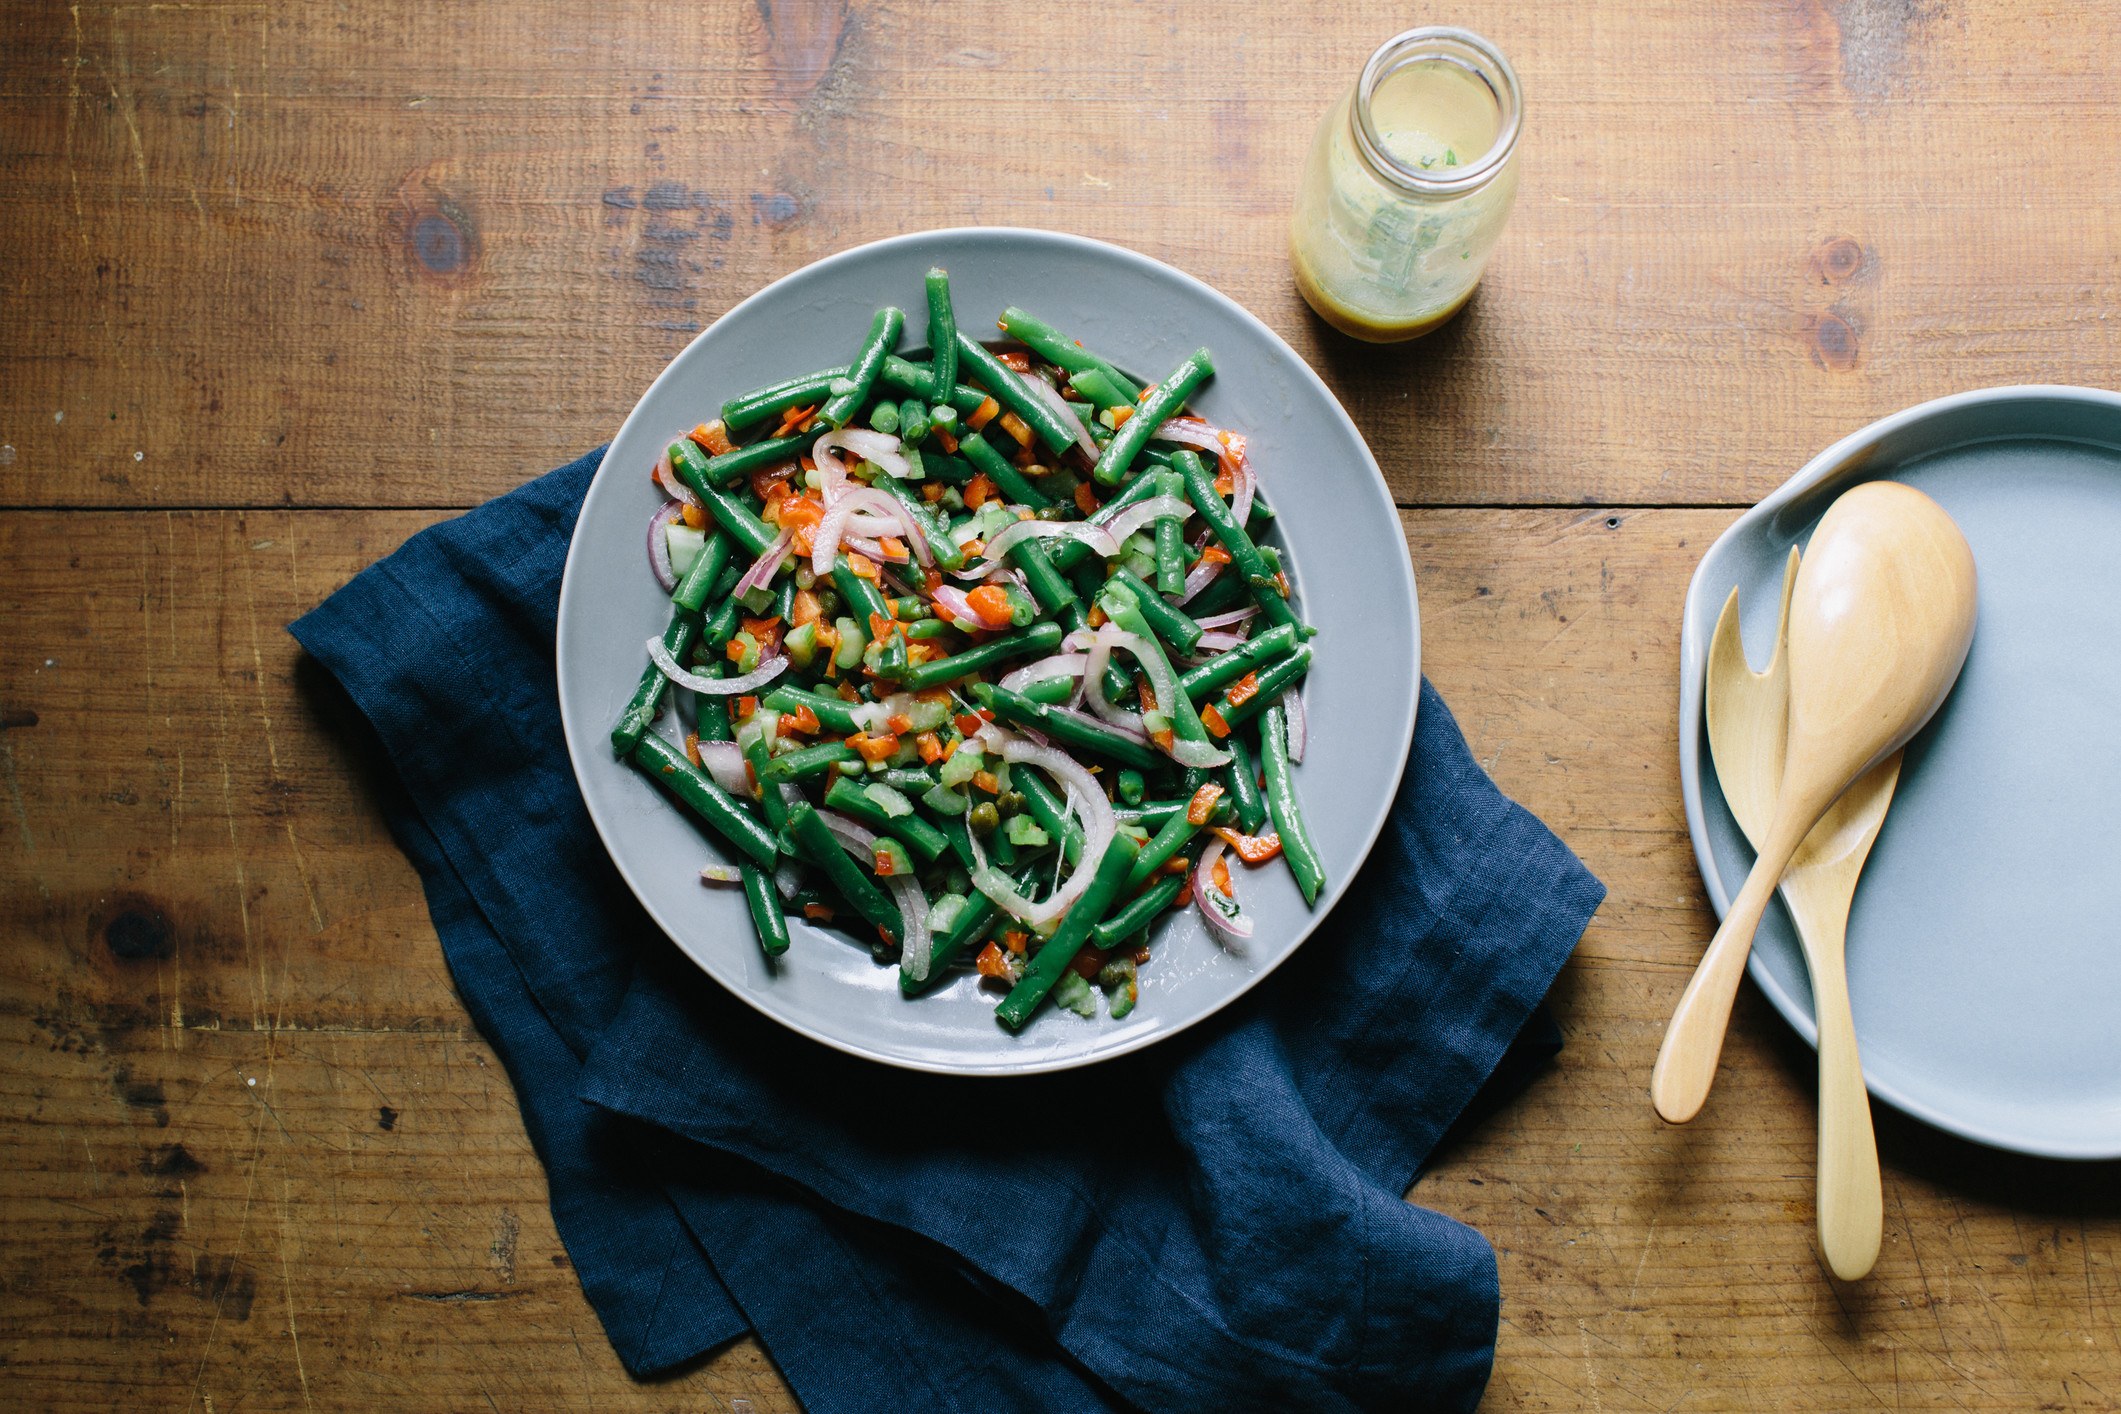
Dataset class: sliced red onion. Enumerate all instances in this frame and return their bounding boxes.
[932,583,999,628]
[1151,416,1229,459]
[815,427,909,479]
[653,448,703,508]
[879,564,921,599]
[1281,686,1306,763]
[817,809,877,855]
[999,652,1088,695]
[1176,556,1224,606]
[953,518,1119,580]
[1192,839,1254,945]
[647,501,684,592]
[1101,495,1193,548]
[773,861,804,901]
[1049,701,1153,747]
[646,638,788,695]
[1156,416,1256,527]
[1081,626,1138,732]
[1168,737,1232,770]
[1016,370,1099,461]
[732,525,795,598]
[1192,606,1259,630]
[846,535,911,564]
[811,497,855,577]
[699,863,743,885]
[1192,631,1248,653]
[888,875,934,981]
[835,485,932,564]
[695,740,752,796]
[969,737,1117,928]
[1230,447,1256,529]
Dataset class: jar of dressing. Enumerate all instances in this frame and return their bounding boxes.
[1290,27,1523,341]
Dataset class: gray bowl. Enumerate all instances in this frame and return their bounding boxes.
[1679,385,2121,1158]
[556,229,1420,1074]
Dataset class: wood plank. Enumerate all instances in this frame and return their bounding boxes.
[4,1,2118,510]
[4,507,2116,1408]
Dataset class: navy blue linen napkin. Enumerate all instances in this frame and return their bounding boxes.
[292,451,1604,1412]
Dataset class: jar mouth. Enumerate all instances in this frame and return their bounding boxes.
[1352,27,1522,197]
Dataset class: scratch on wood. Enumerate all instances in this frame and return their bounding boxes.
[278,1177,315,1411]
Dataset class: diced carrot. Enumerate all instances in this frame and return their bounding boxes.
[1201,704,1231,738]
[803,902,836,922]
[684,732,703,767]
[1226,671,1261,708]
[879,535,908,561]
[679,502,707,529]
[1200,543,1233,566]
[690,420,735,455]
[972,770,1000,795]
[791,588,823,627]
[1003,930,1028,955]
[1212,827,1283,864]
[954,713,983,736]
[998,411,1033,447]
[775,402,818,437]
[967,396,1000,431]
[886,712,915,736]
[1108,404,1133,426]
[935,429,959,453]
[998,349,1033,373]
[849,732,900,763]
[736,696,759,719]
[965,584,1014,629]
[1213,854,1234,898]
[964,473,996,509]
[922,482,945,502]
[847,551,880,581]
[1185,783,1225,825]
[1067,945,1109,981]
[916,731,943,764]
[1075,483,1100,515]
[744,615,783,647]
[975,941,1010,977]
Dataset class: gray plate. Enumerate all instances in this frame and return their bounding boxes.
[556,229,1420,1075]
[1679,385,2121,1158]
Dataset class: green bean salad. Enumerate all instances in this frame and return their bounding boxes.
[613,269,1322,1030]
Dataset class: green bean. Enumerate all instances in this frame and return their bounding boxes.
[1093,872,1189,947]
[1009,537,1082,630]
[896,621,1063,692]
[705,434,805,487]
[1016,768,1085,867]
[897,398,931,445]
[701,594,744,650]
[1178,622,1298,702]
[1064,365,1136,413]
[1114,799,1188,828]
[986,686,1163,771]
[1100,579,1211,746]
[1091,349,1213,486]
[722,366,845,433]
[742,734,792,839]
[955,332,1079,457]
[868,400,902,435]
[670,528,732,614]
[1180,563,1252,620]
[1115,769,1146,806]
[760,685,859,735]
[1260,704,1324,905]
[824,776,951,864]
[629,733,780,870]
[995,307,1141,401]
[924,268,958,407]
[820,307,904,429]
[877,356,987,415]
[785,803,902,944]
[1152,470,1187,596]
[832,562,893,631]
[610,609,701,755]
[995,833,1141,1030]
[670,441,777,556]
[957,431,1054,512]
[693,669,736,744]
[1205,645,1312,736]
[1126,808,1199,890]
[924,451,976,486]
[1173,449,1299,630]
[758,740,859,784]
[741,862,791,956]
[899,890,1000,995]
[1045,472,1168,573]
[1220,734,1269,836]
[1107,566,1202,655]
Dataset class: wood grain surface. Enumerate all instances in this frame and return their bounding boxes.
[3,0,2118,1409]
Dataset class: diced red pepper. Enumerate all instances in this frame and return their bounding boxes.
[1212,827,1283,864]
[1067,945,1110,980]
[954,712,984,736]
[886,713,915,736]
[1226,671,1261,708]
[1201,704,1231,739]
[848,732,900,763]
[997,411,1033,447]
[972,770,1000,795]
[967,396,1000,431]
[1185,783,1225,826]
[683,732,704,768]
[975,941,1011,977]
[690,420,735,455]
[916,731,943,764]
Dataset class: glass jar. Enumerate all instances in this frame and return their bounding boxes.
[1290,27,1523,342]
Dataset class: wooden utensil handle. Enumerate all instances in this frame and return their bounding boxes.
[1811,947,1883,1280]
[1651,860,1780,1123]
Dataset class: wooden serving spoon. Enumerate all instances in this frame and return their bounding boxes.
[1654,481,1976,1130]
[1706,545,1899,1280]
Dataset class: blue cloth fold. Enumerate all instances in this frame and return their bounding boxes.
[292,451,1604,1412]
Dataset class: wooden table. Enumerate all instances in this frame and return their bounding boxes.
[5,1,2118,1407]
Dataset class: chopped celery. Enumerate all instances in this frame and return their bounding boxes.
[862,782,913,818]
[834,615,867,670]
[923,783,969,816]
[872,837,914,877]
[666,521,706,580]
[939,746,984,789]
[784,620,819,671]
[1052,970,1096,1019]
[1004,814,1049,848]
